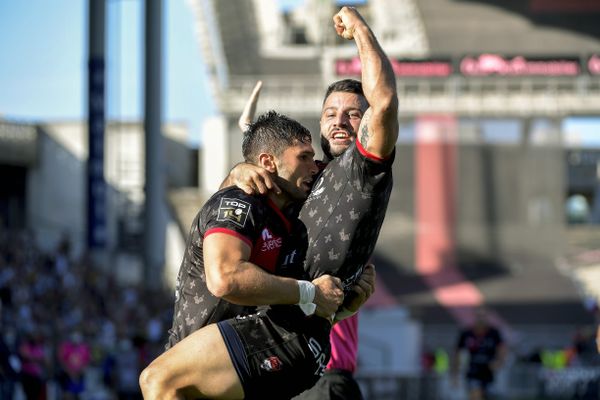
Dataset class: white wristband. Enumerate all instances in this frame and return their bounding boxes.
[297,280,315,304]
[297,281,316,316]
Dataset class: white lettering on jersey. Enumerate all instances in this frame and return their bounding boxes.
[342,265,365,292]
[282,249,298,265]
[308,337,327,377]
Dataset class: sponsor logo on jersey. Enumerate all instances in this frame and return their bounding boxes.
[260,356,283,372]
[260,228,282,251]
[217,198,250,227]
[281,249,298,266]
[261,228,273,240]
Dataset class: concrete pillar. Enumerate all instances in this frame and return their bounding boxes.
[144,0,165,290]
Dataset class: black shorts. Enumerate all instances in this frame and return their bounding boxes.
[218,308,331,400]
[292,369,364,400]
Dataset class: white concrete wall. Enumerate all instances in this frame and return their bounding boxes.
[27,122,123,258]
[24,121,191,282]
[105,122,144,203]
[201,115,229,193]
[27,123,89,256]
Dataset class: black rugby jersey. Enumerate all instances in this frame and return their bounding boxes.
[166,187,307,349]
[457,327,503,382]
[299,139,395,295]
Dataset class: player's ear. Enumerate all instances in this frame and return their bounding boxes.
[258,152,277,173]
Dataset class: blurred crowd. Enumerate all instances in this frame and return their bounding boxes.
[421,328,600,376]
[1,222,598,400]
[419,320,600,399]
[0,226,174,400]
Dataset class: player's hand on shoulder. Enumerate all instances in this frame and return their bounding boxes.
[312,275,344,319]
[229,163,281,195]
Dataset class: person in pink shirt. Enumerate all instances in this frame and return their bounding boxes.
[19,331,48,400]
[328,316,359,375]
[58,331,91,399]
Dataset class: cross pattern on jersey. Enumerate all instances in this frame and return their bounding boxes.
[299,140,395,294]
[166,188,307,349]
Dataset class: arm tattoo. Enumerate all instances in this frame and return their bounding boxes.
[359,112,371,147]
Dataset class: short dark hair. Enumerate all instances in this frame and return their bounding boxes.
[242,110,312,163]
[322,78,366,108]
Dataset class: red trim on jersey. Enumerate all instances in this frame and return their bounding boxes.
[266,198,291,233]
[316,160,328,171]
[205,227,253,249]
[356,138,391,162]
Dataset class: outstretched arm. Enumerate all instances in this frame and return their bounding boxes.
[334,7,398,158]
[238,80,263,132]
[220,80,281,194]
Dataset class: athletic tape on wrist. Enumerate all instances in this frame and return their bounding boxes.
[297,280,315,304]
[299,303,316,316]
[297,281,316,316]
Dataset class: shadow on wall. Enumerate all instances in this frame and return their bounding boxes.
[456,0,600,40]
[371,245,595,326]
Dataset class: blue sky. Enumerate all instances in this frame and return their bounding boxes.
[2,0,597,148]
[0,0,308,146]
[0,0,213,146]
[0,1,88,120]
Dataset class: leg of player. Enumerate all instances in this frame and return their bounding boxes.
[139,324,244,400]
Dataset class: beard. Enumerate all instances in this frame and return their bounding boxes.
[274,162,310,201]
[275,176,309,201]
[320,134,352,161]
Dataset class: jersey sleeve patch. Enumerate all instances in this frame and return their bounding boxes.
[217,197,251,227]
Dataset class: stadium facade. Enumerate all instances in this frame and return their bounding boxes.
[190,0,600,333]
[1,1,599,397]
[0,119,196,286]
